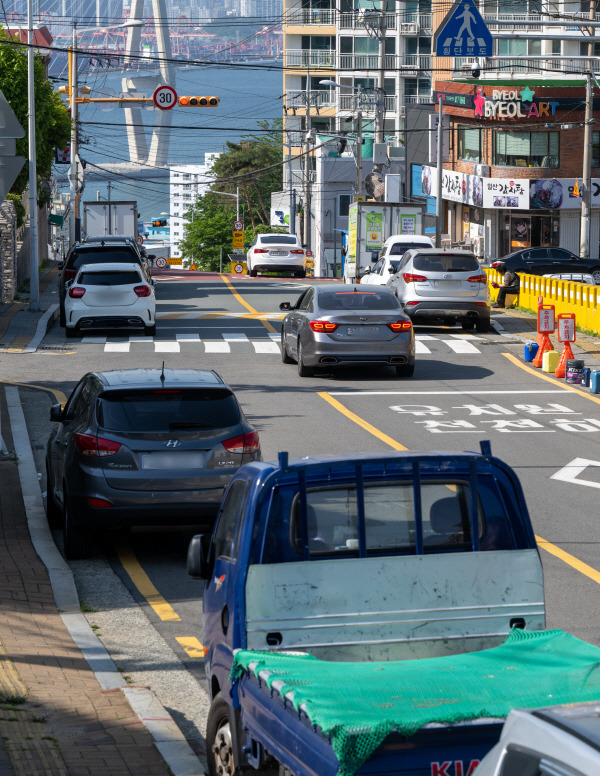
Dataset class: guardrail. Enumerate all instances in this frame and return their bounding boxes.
[485,268,600,332]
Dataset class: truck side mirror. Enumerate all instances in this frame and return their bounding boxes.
[187,534,214,580]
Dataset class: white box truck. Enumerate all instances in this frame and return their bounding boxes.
[345,201,425,282]
[82,201,139,240]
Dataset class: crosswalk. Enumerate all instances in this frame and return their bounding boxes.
[70,332,487,355]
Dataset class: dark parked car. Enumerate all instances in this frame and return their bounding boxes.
[58,240,150,326]
[279,285,415,378]
[46,368,261,559]
[491,247,600,283]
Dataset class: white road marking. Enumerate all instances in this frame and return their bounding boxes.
[154,342,180,353]
[105,342,131,352]
[81,336,107,343]
[204,341,231,353]
[269,333,280,341]
[551,458,600,489]
[130,336,153,343]
[445,339,480,354]
[253,341,280,354]
[222,333,249,342]
[327,390,569,396]
[176,333,201,341]
[415,341,431,354]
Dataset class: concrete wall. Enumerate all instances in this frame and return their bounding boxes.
[0,201,17,303]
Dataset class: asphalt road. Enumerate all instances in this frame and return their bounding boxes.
[4,269,600,758]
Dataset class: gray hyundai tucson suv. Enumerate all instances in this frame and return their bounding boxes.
[46,368,261,559]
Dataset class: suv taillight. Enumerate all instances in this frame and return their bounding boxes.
[403,273,428,283]
[69,286,86,298]
[74,433,121,457]
[65,269,77,280]
[468,273,488,284]
[222,430,260,454]
[134,285,151,297]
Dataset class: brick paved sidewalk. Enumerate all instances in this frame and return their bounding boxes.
[0,389,174,776]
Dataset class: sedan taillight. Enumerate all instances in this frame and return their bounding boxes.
[402,273,428,283]
[134,285,151,297]
[290,249,304,255]
[222,430,260,454]
[309,321,339,332]
[74,433,121,457]
[69,286,86,298]
[253,249,269,254]
[387,321,413,331]
[467,273,488,284]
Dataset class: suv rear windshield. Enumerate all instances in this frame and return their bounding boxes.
[319,291,400,311]
[389,241,432,255]
[68,248,141,271]
[96,388,241,432]
[78,270,142,285]
[413,254,480,272]
[259,236,299,245]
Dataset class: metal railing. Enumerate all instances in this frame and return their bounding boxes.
[339,93,397,112]
[338,12,397,29]
[483,13,543,30]
[400,54,432,71]
[286,8,337,25]
[284,49,335,68]
[455,56,589,75]
[405,13,433,30]
[286,89,335,109]
[403,94,433,105]
[339,53,399,70]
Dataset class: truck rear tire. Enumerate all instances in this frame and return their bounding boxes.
[207,693,239,776]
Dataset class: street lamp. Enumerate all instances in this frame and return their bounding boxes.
[211,188,240,221]
[69,19,144,246]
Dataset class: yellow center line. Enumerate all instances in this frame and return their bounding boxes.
[0,379,67,405]
[115,538,181,621]
[220,275,277,334]
[502,352,600,407]
[176,636,206,658]
[318,382,600,586]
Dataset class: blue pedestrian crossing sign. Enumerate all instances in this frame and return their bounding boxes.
[434,0,493,58]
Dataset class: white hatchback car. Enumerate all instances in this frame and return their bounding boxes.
[246,234,306,278]
[64,262,156,338]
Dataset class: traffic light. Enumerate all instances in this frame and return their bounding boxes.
[178,96,219,107]
[152,219,167,227]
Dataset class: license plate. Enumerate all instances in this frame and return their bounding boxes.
[269,251,287,256]
[141,451,205,470]
[434,280,459,289]
[347,326,380,337]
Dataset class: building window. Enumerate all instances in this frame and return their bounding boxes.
[493,131,559,168]
[338,194,351,217]
[457,126,482,162]
[184,184,191,189]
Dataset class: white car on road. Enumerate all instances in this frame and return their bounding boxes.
[246,234,306,278]
[64,262,156,338]
[360,235,435,285]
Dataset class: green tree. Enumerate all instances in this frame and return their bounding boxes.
[0,28,71,197]
[179,121,285,270]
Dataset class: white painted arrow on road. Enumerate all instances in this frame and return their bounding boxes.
[551,458,600,489]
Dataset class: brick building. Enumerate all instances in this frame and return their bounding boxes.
[421,80,600,260]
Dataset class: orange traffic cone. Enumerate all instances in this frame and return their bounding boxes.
[532,333,554,368]
[555,341,575,378]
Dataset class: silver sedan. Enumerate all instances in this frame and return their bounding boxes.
[279,285,415,378]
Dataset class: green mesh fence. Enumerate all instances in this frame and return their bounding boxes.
[232,629,600,776]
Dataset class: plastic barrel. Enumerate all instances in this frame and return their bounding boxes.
[591,371,600,394]
[542,350,560,373]
[565,359,585,384]
[524,342,539,362]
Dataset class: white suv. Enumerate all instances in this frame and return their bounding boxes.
[246,234,306,278]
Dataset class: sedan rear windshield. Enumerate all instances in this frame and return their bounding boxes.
[318,291,400,311]
[96,389,241,432]
[259,236,299,245]
[389,241,433,255]
[69,249,140,270]
[78,270,142,286]
[413,254,480,272]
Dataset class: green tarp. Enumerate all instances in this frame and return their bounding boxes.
[232,629,600,776]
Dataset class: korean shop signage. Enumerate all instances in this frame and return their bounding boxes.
[474,86,559,119]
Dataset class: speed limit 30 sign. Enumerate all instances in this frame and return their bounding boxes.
[153,85,177,111]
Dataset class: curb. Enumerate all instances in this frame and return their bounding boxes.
[5,385,205,776]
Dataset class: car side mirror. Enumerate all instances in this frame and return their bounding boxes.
[362,267,371,275]
[187,534,214,580]
[388,265,395,273]
[147,254,156,261]
[371,251,379,262]
[49,403,63,422]
[279,301,292,311]
[57,262,64,270]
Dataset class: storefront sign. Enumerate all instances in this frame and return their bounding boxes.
[483,179,529,209]
[530,178,600,209]
[474,87,559,119]
[422,167,483,207]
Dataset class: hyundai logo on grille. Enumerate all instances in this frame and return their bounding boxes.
[164,439,181,448]
[443,274,452,279]
[359,316,367,321]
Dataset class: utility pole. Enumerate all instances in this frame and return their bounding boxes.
[356,85,363,198]
[287,133,296,234]
[581,0,595,259]
[27,0,39,309]
[435,94,444,248]
[107,180,112,234]
[69,23,78,247]
[304,63,312,251]
[375,0,386,147]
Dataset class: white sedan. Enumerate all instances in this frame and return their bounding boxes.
[246,234,306,278]
[64,262,156,338]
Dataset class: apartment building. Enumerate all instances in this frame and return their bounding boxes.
[281,0,434,273]
[428,0,600,259]
[168,152,220,259]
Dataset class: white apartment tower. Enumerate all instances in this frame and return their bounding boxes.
[169,152,220,258]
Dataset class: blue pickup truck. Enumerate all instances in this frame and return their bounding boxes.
[188,444,554,776]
